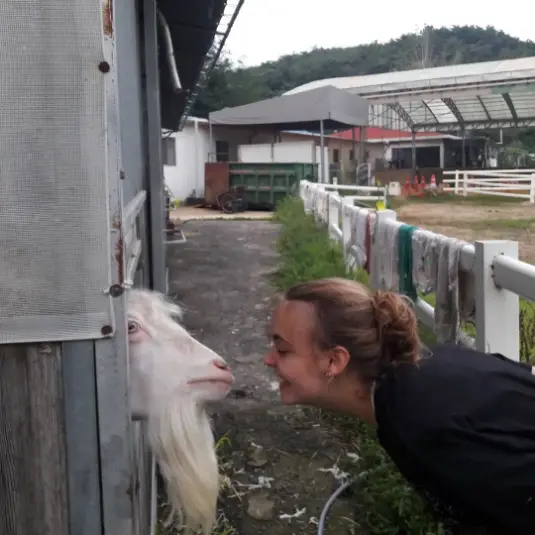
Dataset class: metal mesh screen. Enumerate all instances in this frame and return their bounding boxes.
[0,0,114,343]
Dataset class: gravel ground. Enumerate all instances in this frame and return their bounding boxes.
[166,220,361,535]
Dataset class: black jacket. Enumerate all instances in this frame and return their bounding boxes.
[374,343,535,534]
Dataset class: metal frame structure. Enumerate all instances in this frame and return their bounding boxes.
[0,1,236,535]
[179,0,245,130]
[285,57,535,133]
[158,0,245,132]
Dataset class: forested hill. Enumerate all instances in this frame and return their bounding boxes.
[192,25,535,118]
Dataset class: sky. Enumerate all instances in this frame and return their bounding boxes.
[225,0,534,67]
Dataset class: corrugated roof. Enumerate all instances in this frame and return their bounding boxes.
[284,57,535,132]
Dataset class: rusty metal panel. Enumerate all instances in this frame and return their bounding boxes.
[205,162,230,204]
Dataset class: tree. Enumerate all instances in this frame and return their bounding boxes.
[193,25,535,129]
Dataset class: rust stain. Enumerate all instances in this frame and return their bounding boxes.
[112,199,125,285]
[102,0,113,37]
[115,236,125,285]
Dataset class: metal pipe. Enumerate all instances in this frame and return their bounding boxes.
[123,190,147,232]
[352,127,357,182]
[209,120,214,162]
[124,239,142,287]
[143,0,167,293]
[156,9,182,93]
[320,120,325,183]
[411,130,417,181]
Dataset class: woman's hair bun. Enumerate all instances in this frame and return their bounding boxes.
[373,291,420,369]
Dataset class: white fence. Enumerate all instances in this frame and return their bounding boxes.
[300,180,535,362]
[443,169,535,202]
[317,182,388,206]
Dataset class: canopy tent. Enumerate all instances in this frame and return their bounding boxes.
[209,85,369,131]
[208,85,369,183]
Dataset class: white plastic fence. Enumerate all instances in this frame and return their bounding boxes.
[299,180,535,362]
[443,169,535,203]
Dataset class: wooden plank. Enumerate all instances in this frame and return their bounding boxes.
[62,341,102,535]
[0,344,69,535]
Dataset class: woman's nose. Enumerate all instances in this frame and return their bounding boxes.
[264,350,276,367]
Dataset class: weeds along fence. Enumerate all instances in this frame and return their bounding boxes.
[299,180,535,361]
[443,169,535,203]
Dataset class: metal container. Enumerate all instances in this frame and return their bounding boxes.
[228,162,318,209]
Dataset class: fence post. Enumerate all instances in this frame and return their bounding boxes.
[474,240,520,361]
[462,172,468,197]
[341,198,353,264]
[300,181,312,214]
[328,193,340,240]
[454,170,459,195]
[530,174,535,204]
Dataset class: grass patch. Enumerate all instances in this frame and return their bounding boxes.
[470,217,535,231]
[406,217,535,232]
[272,195,535,534]
[387,191,525,210]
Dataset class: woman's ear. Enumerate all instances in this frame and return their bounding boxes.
[328,346,351,377]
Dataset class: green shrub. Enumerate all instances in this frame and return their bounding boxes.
[272,196,447,534]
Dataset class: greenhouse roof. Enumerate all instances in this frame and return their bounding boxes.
[284,56,535,132]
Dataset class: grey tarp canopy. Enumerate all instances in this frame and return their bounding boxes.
[208,85,369,131]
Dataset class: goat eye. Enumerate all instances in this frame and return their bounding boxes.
[128,321,139,334]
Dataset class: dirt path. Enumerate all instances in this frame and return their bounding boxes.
[167,221,359,535]
[396,201,535,263]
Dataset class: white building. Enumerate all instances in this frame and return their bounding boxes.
[162,117,462,201]
[163,117,337,201]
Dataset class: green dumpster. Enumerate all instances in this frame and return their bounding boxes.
[229,162,319,209]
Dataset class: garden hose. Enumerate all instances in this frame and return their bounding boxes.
[317,478,355,535]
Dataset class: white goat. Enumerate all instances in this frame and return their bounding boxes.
[127,289,233,534]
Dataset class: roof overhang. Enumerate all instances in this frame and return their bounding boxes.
[158,0,244,131]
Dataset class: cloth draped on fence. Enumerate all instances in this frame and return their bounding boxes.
[303,182,476,344]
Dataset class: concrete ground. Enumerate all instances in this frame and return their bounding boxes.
[170,206,273,221]
[166,219,360,535]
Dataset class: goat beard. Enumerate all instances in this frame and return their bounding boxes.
[148,394,219,535]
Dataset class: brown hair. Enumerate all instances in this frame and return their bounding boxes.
[284,277,420,382]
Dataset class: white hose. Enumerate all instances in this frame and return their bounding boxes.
[317,478,354,535]
[156,9,182,92]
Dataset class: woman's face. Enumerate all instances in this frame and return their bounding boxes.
[264,299,331,406]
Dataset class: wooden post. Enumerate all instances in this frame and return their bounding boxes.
[0,344,69,535]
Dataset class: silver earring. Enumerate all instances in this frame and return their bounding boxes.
[326,372,333,389]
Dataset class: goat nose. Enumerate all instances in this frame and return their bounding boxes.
[213,359,231,372]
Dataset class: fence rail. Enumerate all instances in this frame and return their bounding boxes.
[316,182,388,206]
[300,180,535,362]
[443,170,535,202]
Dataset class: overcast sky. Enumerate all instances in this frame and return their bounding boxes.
[225,0,534,67]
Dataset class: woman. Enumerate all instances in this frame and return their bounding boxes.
[264,277,535,534]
